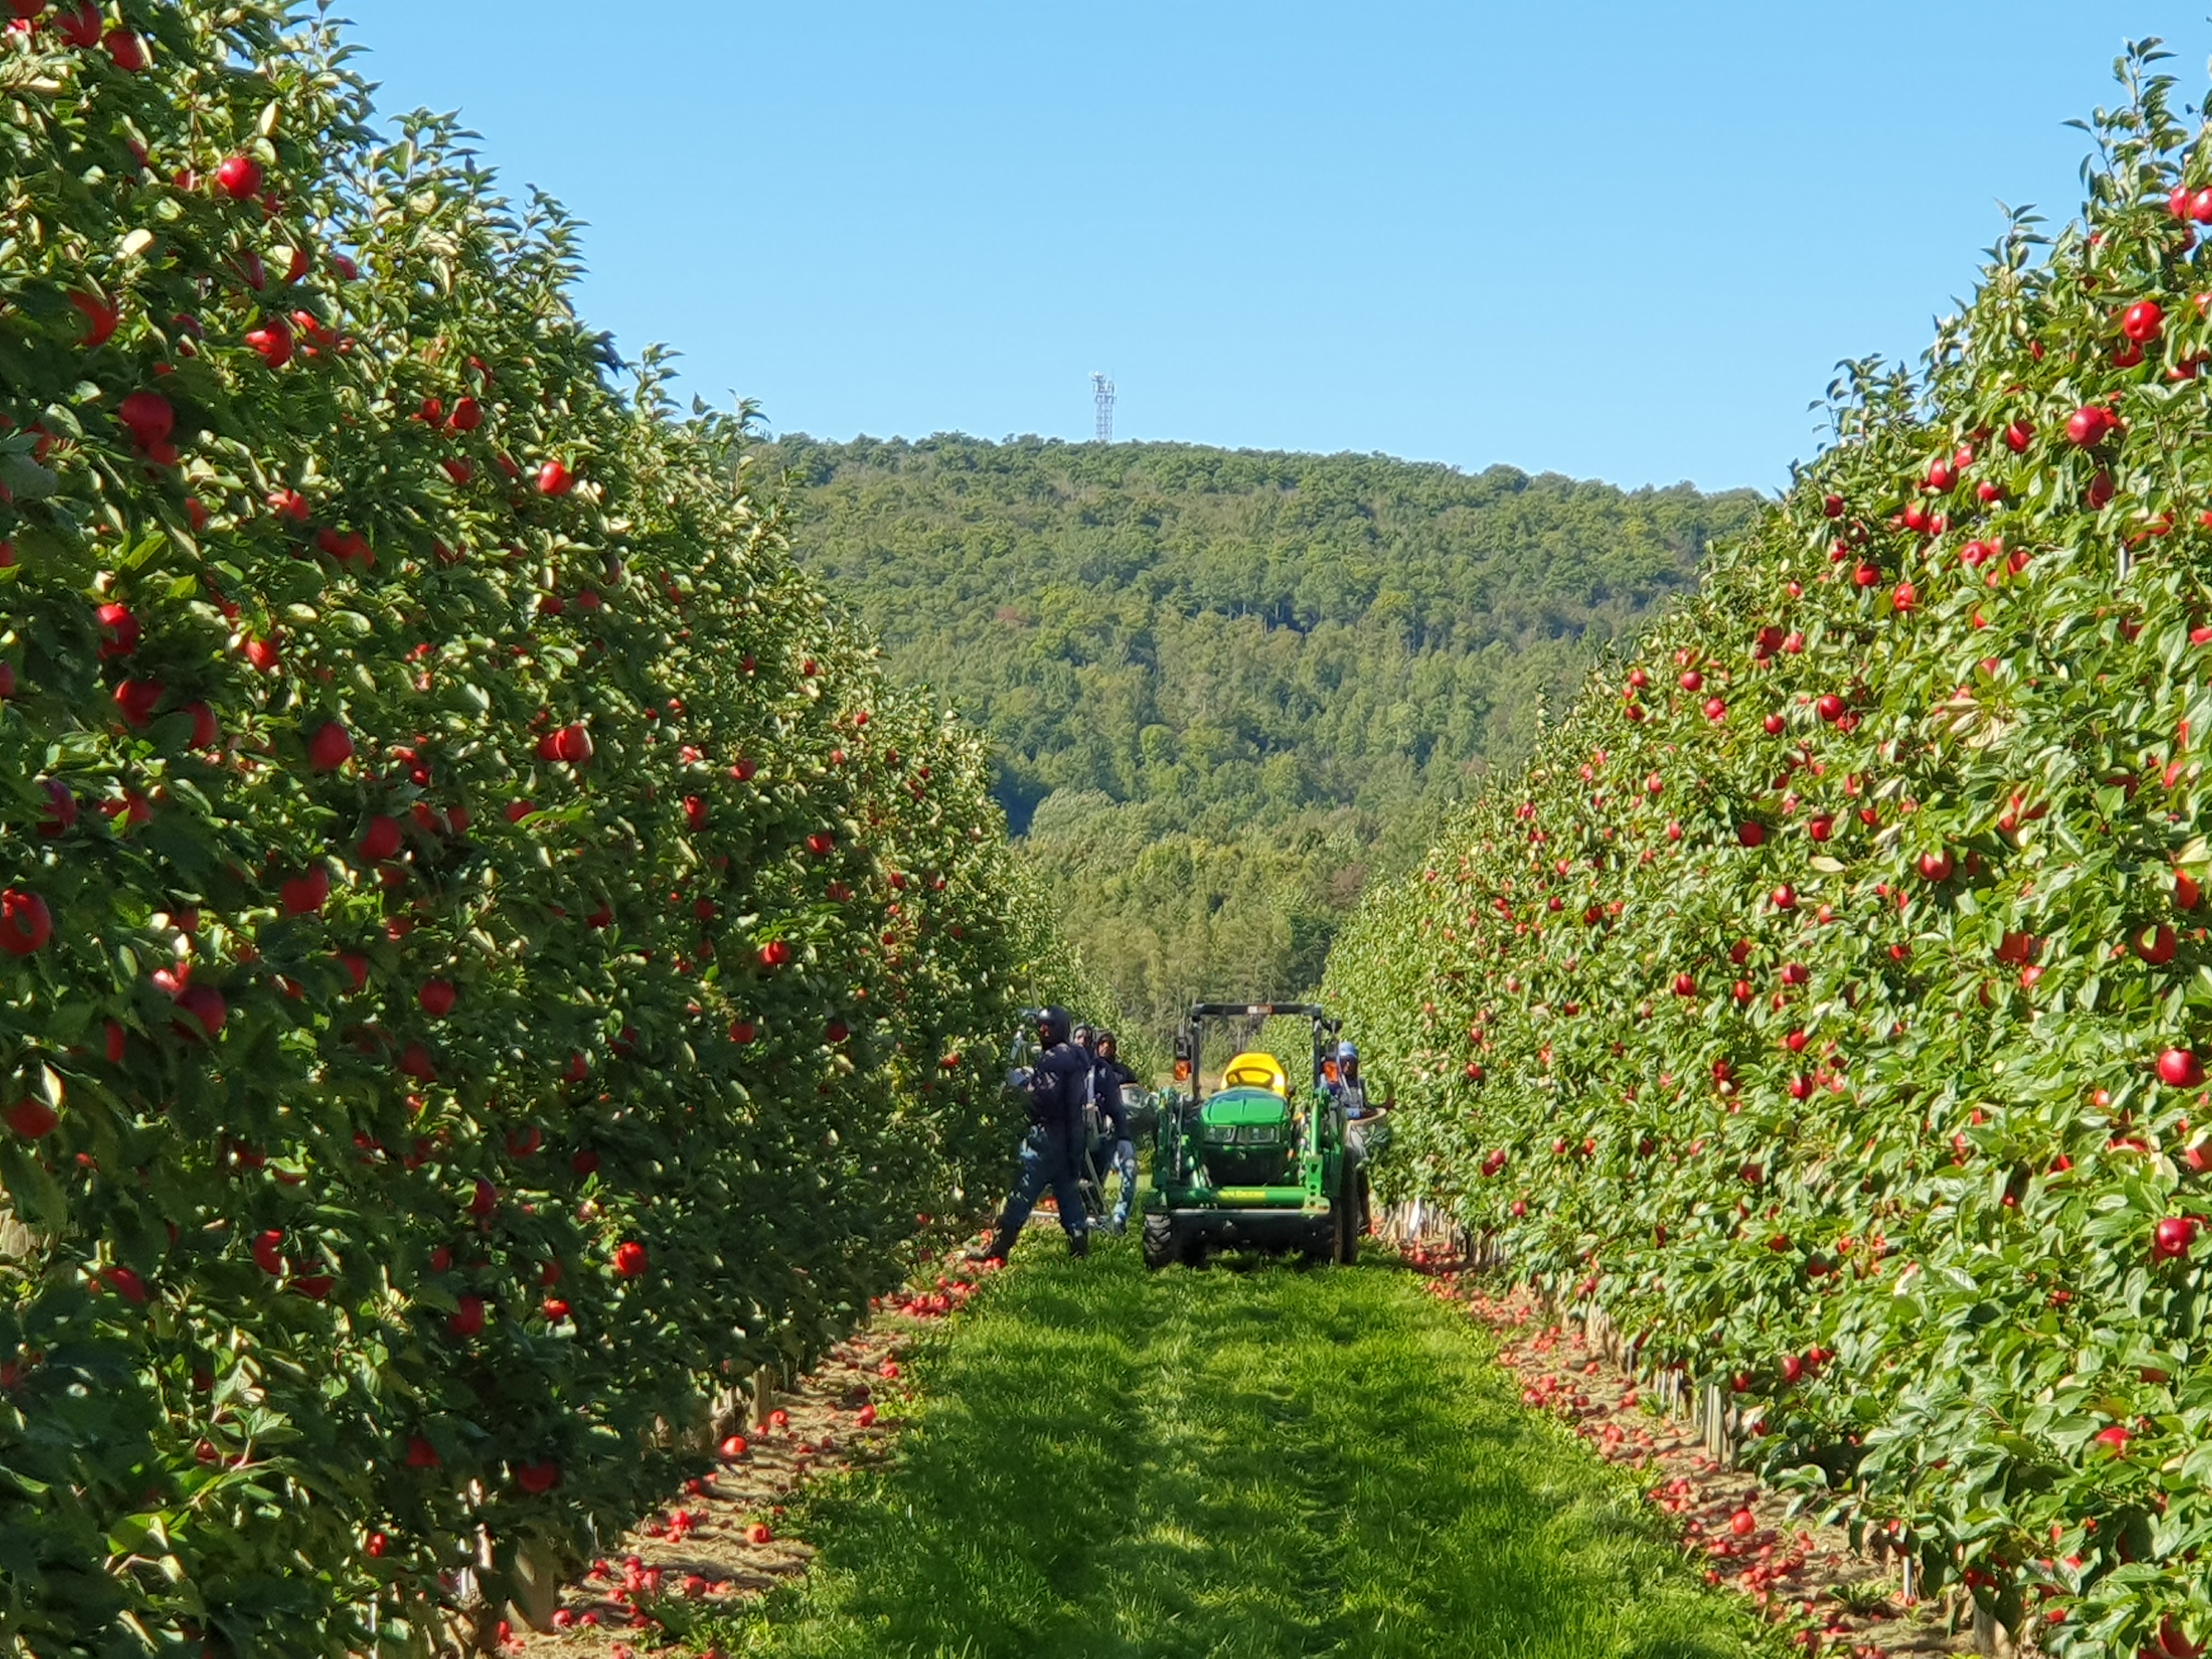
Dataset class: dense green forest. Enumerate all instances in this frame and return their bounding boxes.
[753,434,1764,1040]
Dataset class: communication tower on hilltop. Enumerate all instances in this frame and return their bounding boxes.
[1092,373,1116,443]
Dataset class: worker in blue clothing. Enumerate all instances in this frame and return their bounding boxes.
[1328,1041,1373,1118]
[1091,1030,1139,1233]
[970,1006,1093,1262]
[1328,1040,1379,1243]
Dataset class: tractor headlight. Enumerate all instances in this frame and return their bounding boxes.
[1203,1123,1236,1143]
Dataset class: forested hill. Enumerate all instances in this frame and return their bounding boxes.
[755,433,1765,1035]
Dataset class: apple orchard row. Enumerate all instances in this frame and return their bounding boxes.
[1329,52,2212,1659]
[0,5,1060,1655]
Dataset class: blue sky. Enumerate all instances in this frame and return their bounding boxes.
[342,3,2211,494]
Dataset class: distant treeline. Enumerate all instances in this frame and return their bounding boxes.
[755,433,1765,1039]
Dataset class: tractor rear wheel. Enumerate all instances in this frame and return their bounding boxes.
[1142,1214,1180,1271]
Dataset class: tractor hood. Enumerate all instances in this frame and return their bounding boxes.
[1200,1087,1293,1133]
[1198,1086,1296,1186]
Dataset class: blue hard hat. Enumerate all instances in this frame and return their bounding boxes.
[1337,1040,1358,1060]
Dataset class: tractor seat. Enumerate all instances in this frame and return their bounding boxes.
[1220,1052,1288,1098]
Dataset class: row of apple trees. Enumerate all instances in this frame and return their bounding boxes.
[1328,44,2212,1659]
[0,3,1054,1654]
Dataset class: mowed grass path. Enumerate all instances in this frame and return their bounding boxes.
[713,1240,1784,1659]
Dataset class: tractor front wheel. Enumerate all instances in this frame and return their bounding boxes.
[1332,1169,1362,1265]
[1142,1214,1180,1271]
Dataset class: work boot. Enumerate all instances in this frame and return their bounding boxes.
[1068,1228,1090,1259]
[966,1221,1018,1263]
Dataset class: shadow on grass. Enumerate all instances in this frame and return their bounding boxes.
[707,1240,1785,1659]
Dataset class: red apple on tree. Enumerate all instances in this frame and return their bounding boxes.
[536,723,591,764]
[95,602,140,658]
[2123,300,2165,342]
[0,889,53,956]
[116,389,173,454]
[215,154,263,199]
[515,1460,560,1494]
[2154,1216,2200,1260]
[245,320,294,368]
[2136,924,2179,966]
[5,1098,59,1139]
[114,679,164,727]
[279,867,330,915]
[306,721,354,771]
[358,816,403,861]
[2158,1048,2205,1088]
[70,290,118,346]
[172,984,227,1041]
[2065,405,2114,446]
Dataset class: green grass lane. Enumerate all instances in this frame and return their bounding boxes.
[707,1240,1785,1658]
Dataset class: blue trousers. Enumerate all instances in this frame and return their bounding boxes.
[997,1125,1087,1239]
[1107,1138,1138,1227]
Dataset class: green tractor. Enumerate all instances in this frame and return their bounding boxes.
[1141,1002,1381,1269]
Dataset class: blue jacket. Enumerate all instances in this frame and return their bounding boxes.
[1092,1058,1135,1140]
[1024,1039,1093,1137]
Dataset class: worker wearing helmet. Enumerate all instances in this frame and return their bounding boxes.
[970,1006,1092,1262]
[1330,1041,1372,1119]
[1330,1039,1379,1245]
